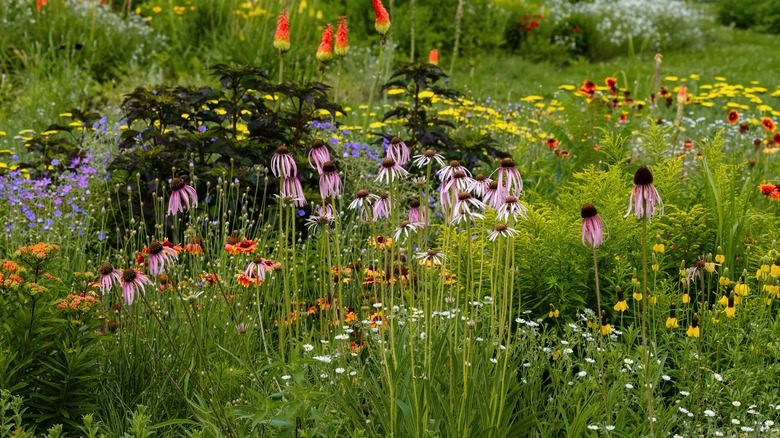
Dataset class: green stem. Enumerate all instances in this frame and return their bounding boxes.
[593,245,611,426]
[641,219,655,436]
[362,37,386,135]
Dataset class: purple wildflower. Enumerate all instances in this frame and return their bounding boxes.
[271,145,297,178]
[319,161,342,198]
[98,263,121,295]
[146,241,179,276]
[626,166,663,220]
[168,177,198,215]
[386,136,410,165]
[121,269,151,305]
[581,204,606,248]
[308,139,331,172]
[376,157,408,184]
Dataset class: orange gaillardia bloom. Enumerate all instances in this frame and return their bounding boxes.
[371,0,391,36]
[273,9,290,53]
[316,24,334,64]
[762,117,777,133]
[334,16,348,58]
[727,109,739,124]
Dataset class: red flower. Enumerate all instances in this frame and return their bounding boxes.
[546,138,558,149]
[759,184,775,195]
[334,16,348,58]
[273,9,290,53]
[774,132,780,145]
[762,117,776,132]
[605,77,617,89]
[428,48,439,65]
[36,0,47,10]
[727,109,739,124]
[316,24,334,64]
[371,0,391,35]
[224,238,257,254]
[578,79,596,97]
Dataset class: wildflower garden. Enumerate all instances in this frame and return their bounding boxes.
[3,0,780,436]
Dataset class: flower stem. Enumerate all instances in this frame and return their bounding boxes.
[641,219,655,436]
[592,245,611,426]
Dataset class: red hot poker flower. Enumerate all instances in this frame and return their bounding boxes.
[316,24,334,64]
[335,16,348,58]
[273,9,290,53]
[428,48,439,65]
[372,0,391,35]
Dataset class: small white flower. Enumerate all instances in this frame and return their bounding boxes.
[679,391,689,396]
[587,425,599,430]
[765,420,775,427]
[625,383,634,389]
[704,410,716,417]
[662,375,671,381]
[605,425,615,431]
[303,344,314,352]
[350,371,357,376]
[314,355,332,363]
[373,302,383,308]
[335,367,345,374]
[585,358,596,363]
[578,371,587,377]
[490,358,498,364]
[334,334,349,340]
[564,348,573,354]
[281,375,292,380]
[731,418,740,425]
[741,426,754,432]
[320,373,328,378]
[732,401,741,407]
[713,373,722,381]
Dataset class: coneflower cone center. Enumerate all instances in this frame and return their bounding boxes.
[253,257,263,265]
[410,199,420,208]
[495,224,508,232]
[488,181,499,190]
[149,241,163,255]
[449,160,460,167]
[312,139,325,149]
[122,269,137,282]
[423,149,436,158]
[382,158,396,168]
[99,263,114,276]
[276,145,289,155]
[356,189,369,199]
[426,248,438,257]
[390,136,402,145]
[501,157,516,168]
[170,177,185,191]
[634,166,654,185]
[475,173,486,182]
[322,161,337,172]
[458,192,471,201]
[580,203,598,219]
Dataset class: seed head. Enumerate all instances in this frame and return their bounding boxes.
[580,203,598,219]
[633,166,654,185]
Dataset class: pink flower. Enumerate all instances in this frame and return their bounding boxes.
[483,180,506,211]
[488,223,519,241]
[348,189,379,220]
[271,145,297,178]
[308,139,331,173]
[494,157,523,197]
[372,192,392,221]
[626,166,664,221]
[244,257,268,283]
[386,136,410,166]
[408,198,427,226]
[393,220,420,241]
[319,161,342,198]
[412,149,445,168]
[581,204,606,248]
[468,174,492,198]
[146,241,179,276]
[98,263,121,295]
[168,177,198,215]
[376,157,408,184]
[438,159,471,182]
[120,269,151,305]
[452,191,485,224]
[282,177,306,207]
[495,195,527,221]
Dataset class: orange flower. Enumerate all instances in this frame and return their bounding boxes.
[2,260,19,273]
[183,237,203,255]
[605,77,617,89]
[546,138,558,149]
[334,16,348,58]
[237,272,263,287]
[273,9,290,53]
[774,132,780,145]
[316,24,334,64]
[578,79,595,97]
[224,238,257,254]
[371,0,391,35]
[762,117,776,132]
[727,109,739,124]
[428,48,439,65]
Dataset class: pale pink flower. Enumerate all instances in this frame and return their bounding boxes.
[581,203,606,248]
[120,269,151,305]
[168,177,198,215]
[271,145,297,178]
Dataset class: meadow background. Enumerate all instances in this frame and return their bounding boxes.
[1,0,780,436]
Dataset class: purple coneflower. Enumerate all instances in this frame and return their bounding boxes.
[348,189,379,220]
[495,195,527,222]
[412,149,445,168]
[438,159,471,182]
[282,177,306,207]
[306,208,334,232]
[483,180,506,211]
[308,139,331,172]
[393,220,420,241]
[626,165,663,220]
[469,173,492,198]
[319,161,342,198]
[488,223,520,241]
[376,157,408,184]
[408,198,427,226]
[415,248,445,266]
[386,136,410,165]
[452,191,485,224]
[244,257,268,283]
[442,169,475,194]
[147,240,179,276]
[494,157,523,197]
[168,177,198,215]
[271,145,297,178]
[121,269,151,305]
[98,262,121,295]
[581,204,606,248]
[373,192,392,221]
